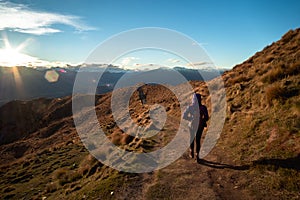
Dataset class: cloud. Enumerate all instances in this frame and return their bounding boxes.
[134,63,154,67]
[0,2,95,35]
[166,58,180,64]
[187,62,212,67]
[121,57,139,66]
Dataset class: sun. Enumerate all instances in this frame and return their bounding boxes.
[0,34,37,67]
[0,48,37,67]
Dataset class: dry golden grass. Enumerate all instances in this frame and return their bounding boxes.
[227,74,251,85]
[261,60,300,84]
[265,83,287,105]
[262,66,285,83]
[53,167,83,186]
[263,55,275,63]
[288,60,300,75]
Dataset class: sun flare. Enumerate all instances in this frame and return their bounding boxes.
[0,48,36,67]
[0,35,37,67]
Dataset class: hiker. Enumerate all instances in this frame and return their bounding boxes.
[183,93,209,162]
[137,86,146,105]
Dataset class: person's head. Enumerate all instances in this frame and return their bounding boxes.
[196,93,201,103]
[192,93,202,105]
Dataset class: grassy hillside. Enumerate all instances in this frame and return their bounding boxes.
[0,28,299,199]
[218,28,300,198]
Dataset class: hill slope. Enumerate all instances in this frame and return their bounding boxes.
[0,28,300,199]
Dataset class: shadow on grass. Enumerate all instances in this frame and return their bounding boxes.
[198,154,300,171]
[197,159,250,170]
[252,154,300,171]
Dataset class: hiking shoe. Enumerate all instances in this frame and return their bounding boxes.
[196,154,202,163]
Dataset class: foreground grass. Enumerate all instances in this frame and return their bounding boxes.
[0,143,141,200]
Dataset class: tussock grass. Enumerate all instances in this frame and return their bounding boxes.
[45,182,59,193]
[262,66,285,83]
[227,75,251,85]
[252,164,300,194]
[53,167,83,186]
[265,83,299,106]
[262,61,300,84]
[264,55,274,63]
[288,60,300,75]
[265,83,287,105]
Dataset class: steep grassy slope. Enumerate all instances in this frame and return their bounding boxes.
[0,28,299,199]
[217,28,300,197]
[221,28,300,160]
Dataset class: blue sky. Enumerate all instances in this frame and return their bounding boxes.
[0,0,300,68]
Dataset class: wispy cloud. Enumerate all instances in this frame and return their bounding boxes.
[134,63,154,67]
[187,62,212,67]
[121,57,139,66]
[166,58,180,64]
[0,2,95,35]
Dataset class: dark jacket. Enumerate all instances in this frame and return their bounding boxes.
[183,102,209,128]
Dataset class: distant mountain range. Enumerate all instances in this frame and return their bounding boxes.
[0,65,227,106]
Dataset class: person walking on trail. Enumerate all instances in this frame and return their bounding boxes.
[183,93,209,163]
[137,86,147,105]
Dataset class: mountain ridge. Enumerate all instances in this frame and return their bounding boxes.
[0,65,226,107]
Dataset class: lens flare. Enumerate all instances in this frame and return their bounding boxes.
[0,33,36,67]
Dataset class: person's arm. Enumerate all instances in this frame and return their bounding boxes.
[201,105,209,121]
[183,105,192,120]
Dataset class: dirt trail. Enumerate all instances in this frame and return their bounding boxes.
[141,148,253,200]
[138,120,254,200]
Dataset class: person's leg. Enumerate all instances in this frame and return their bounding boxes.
[142,98,146,104]
[195,126,204,161]
[189,139,194,158]
[139,94,146,104]
[189,126,195,158]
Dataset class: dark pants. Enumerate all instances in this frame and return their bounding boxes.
[190,125,204,155]
[139,94,146,104]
